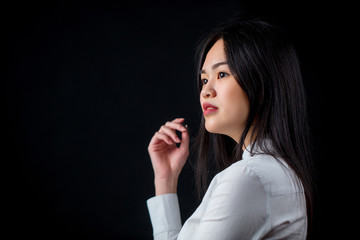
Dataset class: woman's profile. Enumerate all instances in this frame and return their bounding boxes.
[146,19,314,240]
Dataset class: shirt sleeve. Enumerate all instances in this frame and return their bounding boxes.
[181,164,269,240]
[146,193,182,240]
[146,165,269,240]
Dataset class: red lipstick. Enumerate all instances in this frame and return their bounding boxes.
[203,102,219,116]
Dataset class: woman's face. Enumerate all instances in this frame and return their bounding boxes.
[200,39,250,143]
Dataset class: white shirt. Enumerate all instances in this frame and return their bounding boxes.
[147,142,307,240]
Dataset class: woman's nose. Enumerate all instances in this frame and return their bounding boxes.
[201,84,216,98]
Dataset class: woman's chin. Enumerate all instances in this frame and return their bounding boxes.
[205,123,222,135]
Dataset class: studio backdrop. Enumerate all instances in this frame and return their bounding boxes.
[4,1,337,239]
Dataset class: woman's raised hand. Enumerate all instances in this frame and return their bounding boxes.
[148,118,190,196]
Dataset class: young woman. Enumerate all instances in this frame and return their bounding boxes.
[147,19,314,239]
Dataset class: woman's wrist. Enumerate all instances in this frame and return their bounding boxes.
[154,176,178,196]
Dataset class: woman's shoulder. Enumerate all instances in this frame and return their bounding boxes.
[217,152,303,197]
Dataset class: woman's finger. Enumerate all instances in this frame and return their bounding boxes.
[172,118,185,123]
[159,125,181,143]
[179,128,190,153]
[154,131,174,145]
[165,121,187,132]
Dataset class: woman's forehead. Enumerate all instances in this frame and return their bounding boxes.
[202,39,227,72]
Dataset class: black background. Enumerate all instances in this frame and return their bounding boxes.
[4,0,348,239]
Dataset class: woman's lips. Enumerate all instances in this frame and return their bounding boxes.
[204,107,218,115]
[203,102,219,116]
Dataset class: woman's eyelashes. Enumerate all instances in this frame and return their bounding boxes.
[201,72,229,85]
[218,72,228,78]
[201,78,208,85]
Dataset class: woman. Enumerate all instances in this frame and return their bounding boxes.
[146,19,314,240]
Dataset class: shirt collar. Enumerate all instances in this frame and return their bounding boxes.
[242,139,273,159]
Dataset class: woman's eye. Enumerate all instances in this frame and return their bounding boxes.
[201,78,208,85]
[218,72,228,78]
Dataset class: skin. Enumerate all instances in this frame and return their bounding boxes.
[148,39,251,196]
[199,39,250,145]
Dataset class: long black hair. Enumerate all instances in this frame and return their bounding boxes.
[191,19,315,237]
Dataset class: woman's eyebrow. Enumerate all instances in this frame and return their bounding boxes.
[200,61,228,74]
